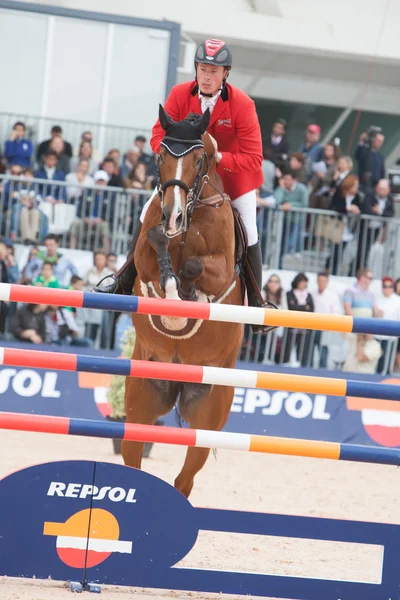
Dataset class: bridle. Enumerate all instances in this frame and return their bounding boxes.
[156,136,214,239]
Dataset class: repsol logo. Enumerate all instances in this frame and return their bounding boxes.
[0,368,60,398]
[232,389,331,420]
[47,482,137,503]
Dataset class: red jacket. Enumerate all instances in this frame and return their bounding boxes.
[151,81,263,200]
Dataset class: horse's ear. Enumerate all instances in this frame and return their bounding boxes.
[159,104,175,131]
[198,108,210,134]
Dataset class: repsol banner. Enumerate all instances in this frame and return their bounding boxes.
[0,343,399,449]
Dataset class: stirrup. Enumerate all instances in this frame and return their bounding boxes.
[251,299,279,335]
[92,274,118,294]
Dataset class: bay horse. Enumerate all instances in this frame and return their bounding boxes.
[122,106,244,498]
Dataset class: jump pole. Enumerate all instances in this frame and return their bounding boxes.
[1,346,400,401]
[1,411,399,466]
[1,282,399,336]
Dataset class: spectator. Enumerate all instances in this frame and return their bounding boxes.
[45,305,92,347]
[343,333,382,374]
[343,268,380,318]
[309,142,341,209]
[79,131,101,161]
[288,152,308,185]
[312,272,342,368]
[275,170,309,210]
[0,241,9,334]
[299,124,324,178]
[106,252,118,274]
[8,167,47,243]
[49,136,70,175]
[4,121,33,168]
[330,155,354,199]
[101,157,123,188]
[24,234,78,286]
[123,161,150,193]
[265,119,289,167]
[1,241,19,333]
[261,273,287,364]
[284,272,315,367]
[70,141,98,175]
[2,163,24,221]
[146,152,158,188]
[36,125,73,164]
[361,179,395,267]
[20,245,39,284]
[326,175,362,275]
[134,135,152,168]
[70,171,112,252]
[34,150,66,201]
[275,170,308,260]
[375,276,400,373]
[120,149,139,179]
[3,243,19,284]
[14,188,41,243]
[66,275,87,337]
[355,130,385,192]
[106,149,121,170]
[83,251,113,342]
[257,147,276,247]
[33,261,61,288]
[12,303,47,344]
[65,159,94,201]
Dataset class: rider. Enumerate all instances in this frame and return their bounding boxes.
[95,39,268,331]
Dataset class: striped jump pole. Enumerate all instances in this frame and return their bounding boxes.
[1,282,400,336]
[1,346,400,401]
[1,411,399,466]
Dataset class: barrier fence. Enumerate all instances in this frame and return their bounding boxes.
[0,174,152,255]
[1,411,400,466]
[2,175,400,275]
[1,346,400,402]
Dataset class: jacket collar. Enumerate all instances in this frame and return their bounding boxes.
[190,82,230,127]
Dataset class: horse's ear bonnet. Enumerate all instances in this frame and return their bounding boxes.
[159,105,209,157]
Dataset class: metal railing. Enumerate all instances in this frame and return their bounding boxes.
[257,206,400,278]
[0,174,152,255]
[0,112,152,162]
[3,175,400,275]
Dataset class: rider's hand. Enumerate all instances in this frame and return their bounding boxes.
[208,134,218,156]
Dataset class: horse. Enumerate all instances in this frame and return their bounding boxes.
[121,105,244,498]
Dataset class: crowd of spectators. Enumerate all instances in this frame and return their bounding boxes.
[0,123,156,245]
[242,267,400,374]
[259,120,395,274]
[0,234,122,349]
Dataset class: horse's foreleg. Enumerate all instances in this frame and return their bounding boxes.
[179,252,228,300]
[146,225,180,295]
[174,383,235,498]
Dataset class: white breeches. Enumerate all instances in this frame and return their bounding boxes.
[140,188,259,247]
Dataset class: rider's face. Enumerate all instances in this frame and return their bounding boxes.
[196,64,226,96]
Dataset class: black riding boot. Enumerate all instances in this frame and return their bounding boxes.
[245,241,277,334]
[93,221,142,295]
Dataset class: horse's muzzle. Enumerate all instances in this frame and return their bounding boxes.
[162,207,183,238]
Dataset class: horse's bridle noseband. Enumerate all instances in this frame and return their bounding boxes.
[157,136,212,238]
